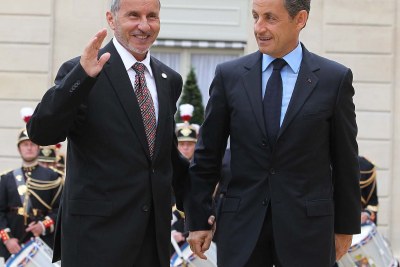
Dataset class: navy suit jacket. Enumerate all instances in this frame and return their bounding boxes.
[185,45,360,267]
[28,41,188,267]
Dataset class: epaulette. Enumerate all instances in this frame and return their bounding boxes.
[360,168,376,187]
[360,156,376,174]
[0,169,11,183]
[0,169,12,177]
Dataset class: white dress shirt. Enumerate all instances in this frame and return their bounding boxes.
[112,37,159,123]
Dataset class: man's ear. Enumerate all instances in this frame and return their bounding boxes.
[296,10,308,30]
[106,11,116,30]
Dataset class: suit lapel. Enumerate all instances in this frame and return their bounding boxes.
[150,57,169,162]
[278,46,319,137]
[101,41,151,159]
[242,51,267,137]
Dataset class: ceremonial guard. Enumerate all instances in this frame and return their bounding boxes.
[359,156,379,224]
[171,104,198,252]
[175,104,199,161]
[0,108,63,260]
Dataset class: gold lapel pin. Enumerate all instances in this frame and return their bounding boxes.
[162,73,167,79]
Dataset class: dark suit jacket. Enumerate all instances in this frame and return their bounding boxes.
[184,45,361,267]
[27,41,187,267]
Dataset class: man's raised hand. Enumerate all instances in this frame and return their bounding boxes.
[80,28,111,77]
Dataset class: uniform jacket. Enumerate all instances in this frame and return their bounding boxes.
[27,41,187,267]
[184,45,361,267]
[359,156,378,222]
[0,165,62,258]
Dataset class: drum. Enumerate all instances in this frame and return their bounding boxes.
[170,241,217,267]
[5,238,60,267]
[338,222,398,267]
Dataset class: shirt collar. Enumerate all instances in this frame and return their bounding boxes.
[112,37,154,77]
[262,42,303,74]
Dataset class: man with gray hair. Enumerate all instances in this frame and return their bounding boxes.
[184,0,360,266]
[27,0,188,266]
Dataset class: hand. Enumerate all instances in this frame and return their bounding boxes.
[80,28,111,77]
[335,234,352,261]
[25,221,43,237]
[171,231,186,243]
[187,230,213,260]
[361,212,370,224]
[4,238,21,254]
[186,215,216,260]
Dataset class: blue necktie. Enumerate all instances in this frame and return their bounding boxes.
[263,58,287,145]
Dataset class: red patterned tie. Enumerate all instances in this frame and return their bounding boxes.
[132,62,157,158]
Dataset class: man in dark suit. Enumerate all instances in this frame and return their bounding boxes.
[184,0,360,266]
[27,0,187,266]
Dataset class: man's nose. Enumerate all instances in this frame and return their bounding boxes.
[254,19,266,34]
[138,19,150,32]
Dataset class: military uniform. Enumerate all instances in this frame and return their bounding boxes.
[0,163,63,260]
[171,205,186,253]
[170,104,198,256]
[359,156,378,223]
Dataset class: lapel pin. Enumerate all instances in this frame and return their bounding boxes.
[162,73,167,79]
[307,78,312,83]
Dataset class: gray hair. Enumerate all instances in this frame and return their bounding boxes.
[284,0,310,18]
[110,0,161,14]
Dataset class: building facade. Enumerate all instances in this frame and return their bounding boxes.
[0,0,399,258]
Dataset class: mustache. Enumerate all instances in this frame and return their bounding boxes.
[130,30,151,36]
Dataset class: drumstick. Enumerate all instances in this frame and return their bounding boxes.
[170,236,197,267]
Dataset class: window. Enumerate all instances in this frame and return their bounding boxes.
[152,47,242,106]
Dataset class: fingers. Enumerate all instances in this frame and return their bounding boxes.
[192,241,208,260]
[187,230,213,260]
[25,223,34,232]
[85,29,107,54]
[9,245,21,255]
[202,233,213,252]
[92,28,108,50]
[81,29,110,77]
[83,29,106,59]
[207,215,217,237]
[335,234,352,260]
[5,239,21,254]
[208,215,215,226]
[98,52,111,68]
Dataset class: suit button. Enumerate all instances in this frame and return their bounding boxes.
[142,205,150,212]
[270,168,275,175]
[152,169,155,173]
[69,80,81,92]
[261,140,268,148]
